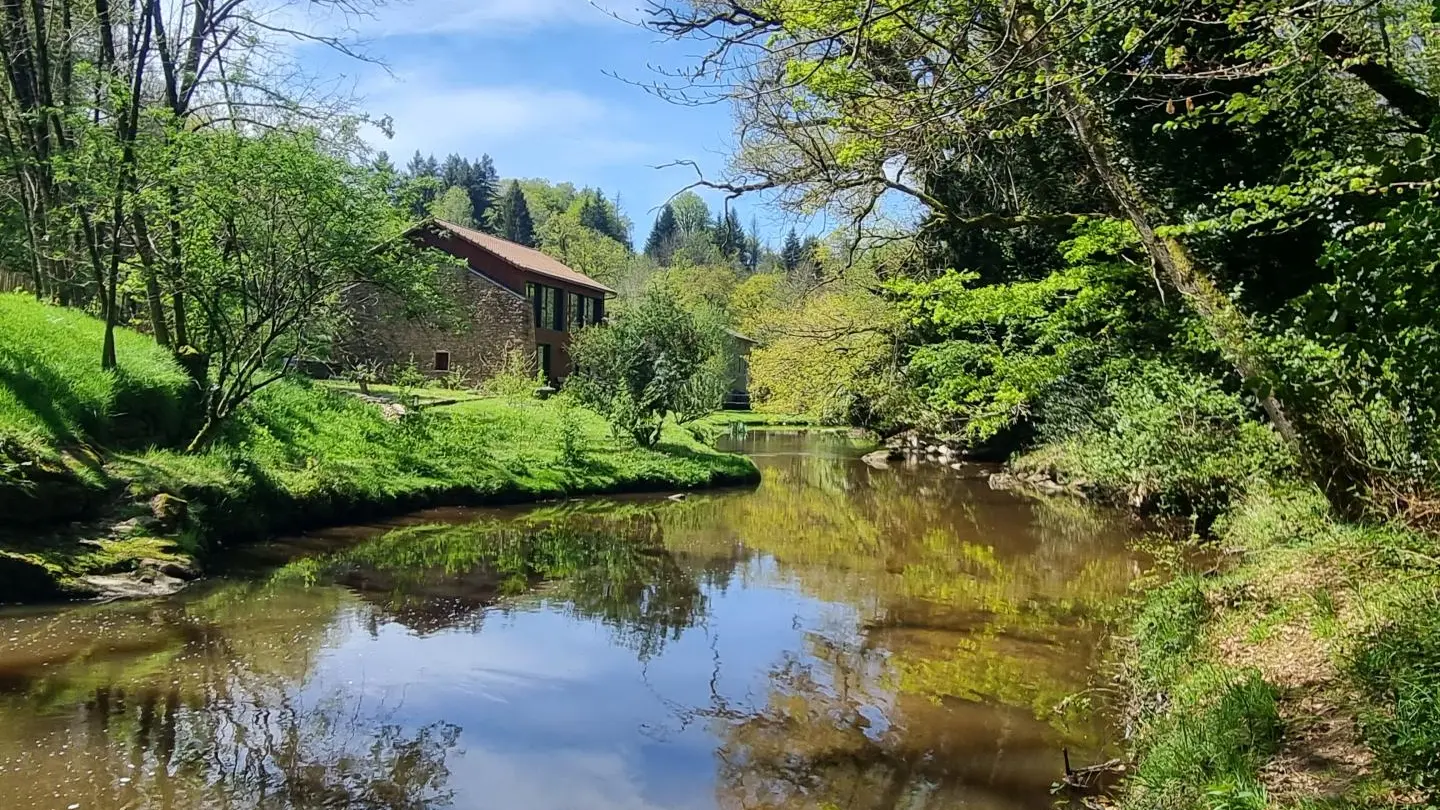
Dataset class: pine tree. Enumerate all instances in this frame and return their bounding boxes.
[406,151,439,178]
[714,209,745,260]
[490,181,535,246]
[644,204,679,265]
[578,190,609,234]
[468,155,499,231]
[744,215,762,273]
[440,154,472,190]
[780,228,803,273]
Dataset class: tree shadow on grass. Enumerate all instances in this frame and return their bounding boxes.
[0,344,88,442]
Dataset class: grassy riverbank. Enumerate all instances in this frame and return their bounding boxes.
[1010,408,1440,807]
[0,295,758,602]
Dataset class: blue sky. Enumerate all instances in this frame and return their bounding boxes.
[291,0,822,245]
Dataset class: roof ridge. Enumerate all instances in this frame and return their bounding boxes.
[428,218,616,295]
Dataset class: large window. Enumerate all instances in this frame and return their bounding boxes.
[537,343,553,380]
[530,283,596,332]
[568,292,584,331]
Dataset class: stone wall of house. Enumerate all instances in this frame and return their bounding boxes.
[337,266,535,382]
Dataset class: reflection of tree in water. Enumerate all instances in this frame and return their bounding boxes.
[0,583,463,809]
[276,508,712,658]
[674,631,1078,810]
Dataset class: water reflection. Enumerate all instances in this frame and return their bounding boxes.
[0,431,1143,809]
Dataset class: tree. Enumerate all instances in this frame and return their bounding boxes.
[566,291,729,446]
[175,131,438,448]
[490,181,535,246]
[669,191,711,237]
[714,209,745,261]
[467,155,500,229]
[430,185,476,228]
[644,205,680,265]
[780,229,803,274]
[538,214,631,285]
[644,0,1426,500]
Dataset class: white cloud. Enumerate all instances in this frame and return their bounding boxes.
[368,83,608,155]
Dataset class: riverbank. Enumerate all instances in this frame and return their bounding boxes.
[0,296,759,603]
[997,425,1440,807]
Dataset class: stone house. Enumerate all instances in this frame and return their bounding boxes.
[339,219,615,384]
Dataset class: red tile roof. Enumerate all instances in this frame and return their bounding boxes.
[425,218,616,295]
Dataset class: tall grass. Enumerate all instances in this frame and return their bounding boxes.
[1350,595,1440,801]
[0,294,191,448]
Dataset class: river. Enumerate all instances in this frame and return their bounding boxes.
[0,431,1145,810]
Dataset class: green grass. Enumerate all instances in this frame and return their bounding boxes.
[1129,668,1283,810]
[1115,477,1440,808]
[1349,595,1440,801]
[113,381,758,553]
[0,293,191,448]
[0,297,759,600]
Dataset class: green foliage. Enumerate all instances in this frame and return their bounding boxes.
[1350,595,1440,800]
[480,349,543,398]
[892,219,1158,440]
[172,129,439,447]
[429,185,476,227]
[489,181,535,246]
[566,291,729,446]
[644,204,679,264]
[1021,362,1288,520]
[538,213,631,286]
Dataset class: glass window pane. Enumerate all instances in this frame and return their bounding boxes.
[568,293,583,331]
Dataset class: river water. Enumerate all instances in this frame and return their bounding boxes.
[0,431,1144,810]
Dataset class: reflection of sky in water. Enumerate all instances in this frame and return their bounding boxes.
[299,557,846,810]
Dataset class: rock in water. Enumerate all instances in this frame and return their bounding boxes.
[862,449,900,469]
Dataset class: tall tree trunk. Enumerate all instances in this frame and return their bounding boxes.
[133,210,172,347]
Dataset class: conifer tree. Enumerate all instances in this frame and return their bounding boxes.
[490,181,535,246]
[645,204,680,265]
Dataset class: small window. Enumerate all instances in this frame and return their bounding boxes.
[537,343,553,380]
[527,282,541,325]
[434,351,451,372]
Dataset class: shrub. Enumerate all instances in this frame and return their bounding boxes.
[1026,362,1288,522]
[481,348,543,398]
[566,291,729,446]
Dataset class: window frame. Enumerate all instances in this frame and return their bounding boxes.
[433,350,451,373]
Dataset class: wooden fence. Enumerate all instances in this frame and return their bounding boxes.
[0,270,31,294]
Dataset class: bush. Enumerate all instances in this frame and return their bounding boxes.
[1024,362,1288,523]
[566,291,729,446]
[1350,597,1440,800]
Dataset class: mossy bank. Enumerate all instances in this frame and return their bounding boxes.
[0,295,758,604]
